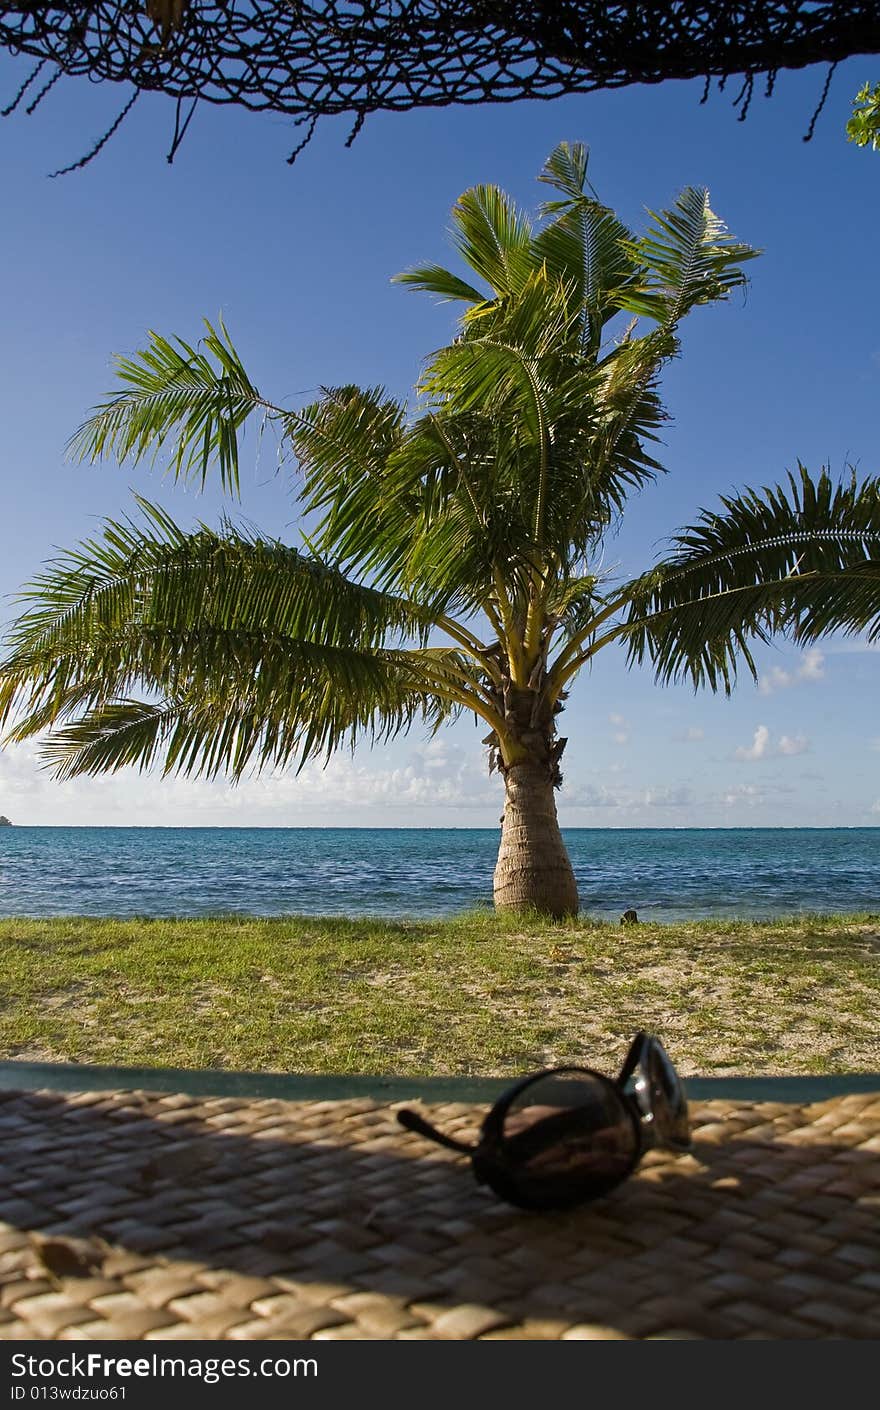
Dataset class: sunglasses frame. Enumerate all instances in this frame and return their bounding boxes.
[397,1032,690,1211]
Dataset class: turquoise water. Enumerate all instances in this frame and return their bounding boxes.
[0,826,877,921]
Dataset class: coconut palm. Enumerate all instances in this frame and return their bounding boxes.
[2,142,879,917]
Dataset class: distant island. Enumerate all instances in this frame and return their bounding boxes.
[0,816,12,827]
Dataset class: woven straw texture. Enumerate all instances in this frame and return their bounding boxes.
[1,1087,878,1340]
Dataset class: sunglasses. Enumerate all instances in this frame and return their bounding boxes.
[396,1032,690,1211]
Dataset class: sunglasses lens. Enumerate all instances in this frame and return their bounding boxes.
[645,1042,691,1150]
[498,1072,639,1209]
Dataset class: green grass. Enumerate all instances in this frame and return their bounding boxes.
[1,910,878,1076]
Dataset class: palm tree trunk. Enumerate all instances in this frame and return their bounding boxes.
[493,760,579,917]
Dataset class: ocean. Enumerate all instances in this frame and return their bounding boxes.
[0,826,877,922]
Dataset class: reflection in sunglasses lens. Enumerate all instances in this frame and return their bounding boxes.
[648,1045,691,1150]
[501,1072,639,1207]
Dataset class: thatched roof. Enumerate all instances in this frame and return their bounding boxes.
[3,2,879,171]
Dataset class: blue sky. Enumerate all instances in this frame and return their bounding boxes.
[1,52,878,827]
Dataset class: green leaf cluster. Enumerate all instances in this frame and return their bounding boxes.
[847,82,880,151]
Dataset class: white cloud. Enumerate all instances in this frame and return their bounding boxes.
[872,800,880,815]
[721,783,762,807]
[566,782,620,809]
[735,725,770,761]
[676,726,704,743]
[418,738,460,772]
[566,779,695,815]
[759,666,793,695]
[758,648,825,695]
[799,649,825,682]
[778,734,809,757]
[605,712,630,745]
[735,726,810,761]
[0,743,46,798]
[644,785,693,808]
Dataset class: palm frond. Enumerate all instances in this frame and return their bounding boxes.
[545,573,603,636]
[447,184,535,298]
[391,263,487,305]
[290,385,426,587]
[585,329,672,485]
[381,414,509,605]
[2,498,429,663]
[623,465,880,690]
[413,267,675,590]
[34,635,463,780]
[0,501,476,778]
[537,140,594,205]
[620,187,760,329]
[535,141,638,353]
[68,319,275,495]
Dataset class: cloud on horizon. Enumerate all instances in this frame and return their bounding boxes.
[0,737,501,826]
[644,784,693,808]
[721,783,762,807]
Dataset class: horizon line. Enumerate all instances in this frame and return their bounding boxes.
[2,823,878,833]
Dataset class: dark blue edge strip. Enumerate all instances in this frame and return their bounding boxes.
[0,1061,878,1104]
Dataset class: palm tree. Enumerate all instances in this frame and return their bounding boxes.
[2,143,878,917]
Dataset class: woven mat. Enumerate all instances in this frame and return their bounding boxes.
[1,1087,878,1340]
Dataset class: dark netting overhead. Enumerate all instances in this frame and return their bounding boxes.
[2,2,880,169]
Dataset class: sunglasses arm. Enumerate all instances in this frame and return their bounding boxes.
[396,1107,476,1154]
[614,1030,649,1089]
